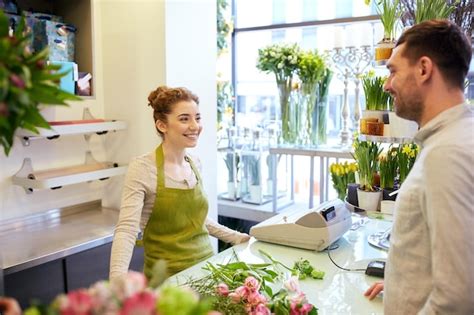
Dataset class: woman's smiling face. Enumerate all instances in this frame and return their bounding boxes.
[156,100,202,148]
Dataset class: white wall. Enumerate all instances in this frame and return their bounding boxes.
[164,0,218,234]
[0,0,218,242]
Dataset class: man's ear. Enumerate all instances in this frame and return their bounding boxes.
[418,56,433,83]
[156,120,167,134]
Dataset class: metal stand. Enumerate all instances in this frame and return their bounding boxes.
[328,46,373,146]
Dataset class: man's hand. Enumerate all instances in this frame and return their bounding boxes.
[364,281,384,300]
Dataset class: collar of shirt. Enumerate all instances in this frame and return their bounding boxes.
[414,102,473,148]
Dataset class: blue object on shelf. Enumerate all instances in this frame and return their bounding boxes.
[50,61,78,94]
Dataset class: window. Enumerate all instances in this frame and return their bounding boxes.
[233,0,381,146]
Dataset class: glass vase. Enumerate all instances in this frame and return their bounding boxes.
[298,82,318,146]
[277,80,295,145]
[312,95,328,145]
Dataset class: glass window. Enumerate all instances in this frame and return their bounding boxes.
[233,21,382,145]
[235,0,377,28]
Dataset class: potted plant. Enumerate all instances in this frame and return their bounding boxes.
[0,12,81,156]
[372,0,402,63]
[330,161,358,201]
[352,138,382,211]
[399,0,459,26]
[379,145,398,200]
[360,71,391,136]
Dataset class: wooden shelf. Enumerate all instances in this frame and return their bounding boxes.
[358,134,414,144]
[12,153,127,194]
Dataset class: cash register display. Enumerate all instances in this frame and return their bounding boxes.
[321,206,336,221]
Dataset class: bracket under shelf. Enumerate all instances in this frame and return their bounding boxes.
[12,151,128,194]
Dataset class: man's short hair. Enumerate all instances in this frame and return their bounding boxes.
[396,19,472,89]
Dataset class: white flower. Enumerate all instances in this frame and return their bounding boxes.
[277,63,284,69]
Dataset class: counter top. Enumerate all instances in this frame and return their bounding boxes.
[170,215,391,315]
[0,201,118,274]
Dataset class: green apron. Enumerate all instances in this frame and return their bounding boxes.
[141,144,213,279]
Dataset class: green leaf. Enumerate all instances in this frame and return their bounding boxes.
[0,11,9,38]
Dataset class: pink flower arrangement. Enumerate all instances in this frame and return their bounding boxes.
[24,271,217,315]
[217,276,315,315]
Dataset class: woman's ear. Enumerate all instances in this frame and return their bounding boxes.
[156,120,167,134]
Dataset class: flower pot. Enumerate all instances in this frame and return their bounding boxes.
[227,181,238,200]
[388,112,418,138]
[347,183,359,206]
[374,39,395,63]
[357,188,382,212]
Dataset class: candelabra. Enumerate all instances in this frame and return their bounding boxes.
[328,45,373,147]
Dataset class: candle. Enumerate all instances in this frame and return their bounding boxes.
[334,27,345,48]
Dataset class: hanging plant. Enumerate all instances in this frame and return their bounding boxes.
[0,12,81,156]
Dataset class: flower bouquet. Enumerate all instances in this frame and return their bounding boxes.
[24,271,216,315]
[257,43,301,144]
[330,161,358,201]
[185,249,321,315]
[295,50,325,145]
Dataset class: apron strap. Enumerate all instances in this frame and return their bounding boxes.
[185,155,202,184]
[155,144,165,188]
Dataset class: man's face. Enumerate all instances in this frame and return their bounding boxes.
[384,43,424,124]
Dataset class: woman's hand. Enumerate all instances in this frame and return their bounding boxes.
[237,233,251,244]
[0,297,22,315]
[364,281,384,300]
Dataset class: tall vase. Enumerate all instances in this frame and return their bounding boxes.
[314,95,328,145]
[299,82,318,146]
[277,80,294,145]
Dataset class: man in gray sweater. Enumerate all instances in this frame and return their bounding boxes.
[364,20,473,314]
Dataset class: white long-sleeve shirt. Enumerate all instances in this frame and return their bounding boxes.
[385,104,474,314]
[109,150,249,280]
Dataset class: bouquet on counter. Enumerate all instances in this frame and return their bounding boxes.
[23,271,216,315]
[184,249,321,315]
[22,250,322,315]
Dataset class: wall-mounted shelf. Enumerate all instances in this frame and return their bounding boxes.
[358,134,414,144]
[16,108,127,145]
[17,120,127,145]
[12,152,127,194]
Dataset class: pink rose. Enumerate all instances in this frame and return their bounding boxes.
[215,283,229,296]
[247,291,267,306]
[251,303,271,315]
[244,276,260,292]
[59,290,93,315]
[120,290,157,315]
[229,285,249,303]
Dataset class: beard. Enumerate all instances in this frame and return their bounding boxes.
[393,74,424,124]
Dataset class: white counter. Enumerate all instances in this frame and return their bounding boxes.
[170,216,391,315]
